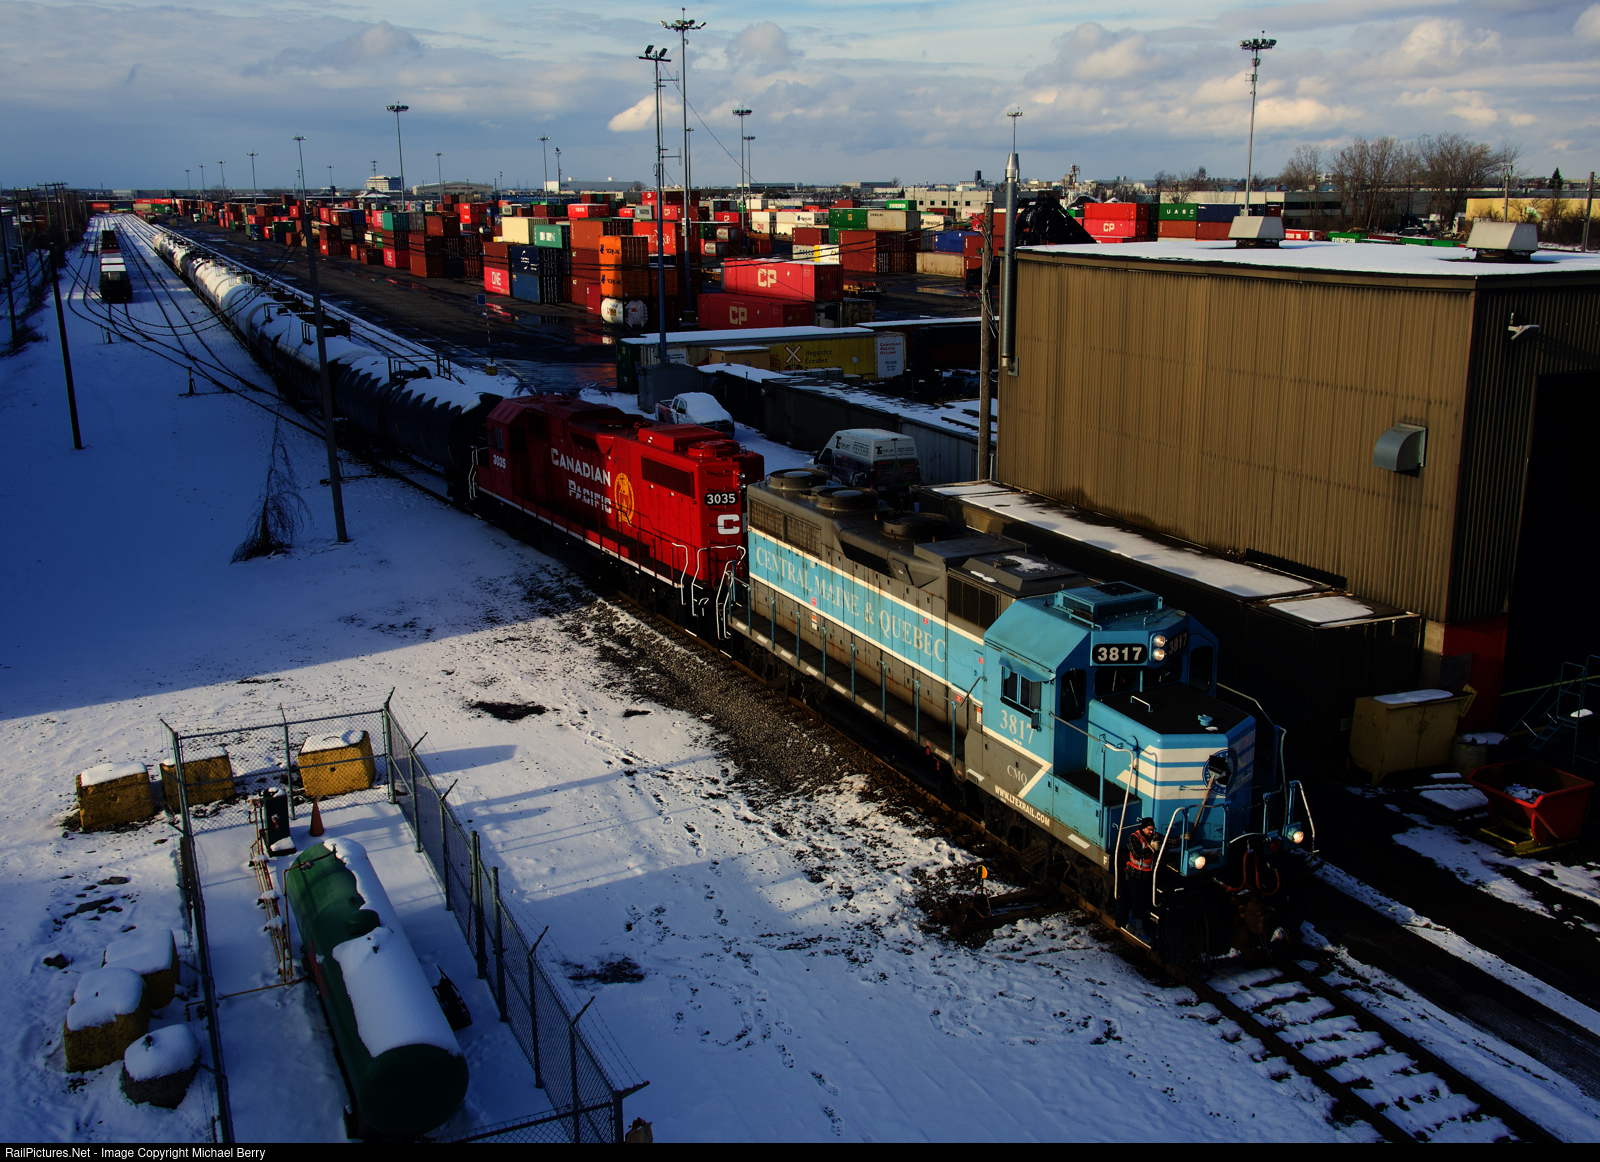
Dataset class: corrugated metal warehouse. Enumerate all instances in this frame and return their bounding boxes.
[1002,239,1600,743]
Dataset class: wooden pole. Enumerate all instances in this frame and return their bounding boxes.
[50,244,83,449]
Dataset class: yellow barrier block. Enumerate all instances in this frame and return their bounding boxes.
[76,763,154,831]
[158,748,234,808]
[298,730,375,798]
[64,968,149,1072]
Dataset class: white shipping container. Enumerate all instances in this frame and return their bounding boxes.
[774,222,795,238]
[793,211,822,227]
[775,211,800,225]
[866,209,916,232]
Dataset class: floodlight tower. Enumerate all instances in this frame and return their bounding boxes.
[732,107,751,191]
[218,160,226,193]
[386,104,410,203]
[247,152,259,194]
[1240,33,1276,218]
[539,136,551,188]
[663,11,705,313]
[640,44,671,363]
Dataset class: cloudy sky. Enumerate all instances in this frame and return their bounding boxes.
[3,0,1597,191]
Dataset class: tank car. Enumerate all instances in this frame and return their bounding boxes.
[733,472,1313,962]
[285,838,468,1136]
[152,230,504,500]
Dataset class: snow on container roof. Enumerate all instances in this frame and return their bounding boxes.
[103,930,176,976]
[67,967,145,1030]
[79,762,147,786]
[929,482,1314,600]
[300,730,365,756]
[122,1025,199,1082]
[621,325,872,349]
[1019,238,1600,280]
[1270,595,1376,625]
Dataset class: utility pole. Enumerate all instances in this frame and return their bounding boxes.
[977,205,993,481]
[218,160,227,193]
[1580,170,1593,252]
[436,153,444,202]
[50,243,83,450]
[555,147,562,189]
[1239,34,1275,218]
[732,108,751,193]
[386,104,410,205]
[2,226,16,349]
[248,152,258,195]
[641,45,671,365]
[663,12,705,316]
[1000,142,1019,380]
[199,163,206,192]
[185,168,191,192]
[744,135,755,192]
[538,136,551,189]
[293,136,307,201]
[299,199,349,543]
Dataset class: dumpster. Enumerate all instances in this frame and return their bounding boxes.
[1468,758,1593,849]
[1348,688,1474,784]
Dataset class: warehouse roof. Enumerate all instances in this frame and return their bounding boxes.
[1019,238,1600,280]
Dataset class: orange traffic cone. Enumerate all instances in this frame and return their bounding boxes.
[308,796,325,838]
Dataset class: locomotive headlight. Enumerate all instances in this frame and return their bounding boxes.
[1152,648,1166,661]
[1189,853,1207,871]
[1153,634,1168,649]
[1291,829,1305,845]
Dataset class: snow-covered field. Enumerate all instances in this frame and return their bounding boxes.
[1,228,1592,1142]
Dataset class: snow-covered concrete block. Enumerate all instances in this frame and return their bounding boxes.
[297,730,374,798]
[119,1024,200,1108]
[64,967,149,1071]
[158,747,234,808]
[102,929,179,1009]
[76,763,154,831]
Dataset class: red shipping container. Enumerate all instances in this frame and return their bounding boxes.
[409,253,445,278]
[697,291,812,330]
[1088,218,1142,238]
[483,240,510,260]
[585,282,604,315]
[722,259,843,302]
[793,227,827,245]
[832,198,860,208]
[714,211,742,223]
[1084,202,1151,221]
[600,235,650,265]
[633,221,679,255]
[319,237,332,256]
[1195,221,1232,241]
[484,267,512,296]
[1159,220,1198,239]
[568,203,609,218]
[618,206,636,218]
[571,218,631,250]
[842,249,889,273]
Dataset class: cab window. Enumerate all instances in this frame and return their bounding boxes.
[1095,667,1140,697]
[1058,669,1086,720]
[1001,669,1041,714]
[1188,646,1215,691]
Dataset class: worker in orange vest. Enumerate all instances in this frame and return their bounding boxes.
[1116,817,1160,939]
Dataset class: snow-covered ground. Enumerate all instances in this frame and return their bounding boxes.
[2,227,1593,1142]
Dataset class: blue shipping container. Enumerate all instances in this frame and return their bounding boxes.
[1195,205,1240,223]
[933,231,974,253]
[511,272,541,303]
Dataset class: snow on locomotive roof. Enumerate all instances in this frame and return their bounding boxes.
[1019,238,1600,279]
[931,482,1316,600]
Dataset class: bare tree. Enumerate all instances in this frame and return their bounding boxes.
[1329,136,1416,231]
[1176,166,1215,197]
[1414,132,1495,223]
[1278,144,1322,190]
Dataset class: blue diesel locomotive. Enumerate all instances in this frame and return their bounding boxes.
[733,471,1313,961]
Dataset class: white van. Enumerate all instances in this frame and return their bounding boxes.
[813,428,920,498]
[655,391,735,437]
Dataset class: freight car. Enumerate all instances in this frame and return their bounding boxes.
[285,838,468,1136]
[152,230,504,501]
[99,251,132,304]
[729,474,1315,962]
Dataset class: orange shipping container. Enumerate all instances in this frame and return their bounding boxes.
[599,235,650,265]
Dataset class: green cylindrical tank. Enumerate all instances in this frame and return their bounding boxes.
[285,840,468,1135]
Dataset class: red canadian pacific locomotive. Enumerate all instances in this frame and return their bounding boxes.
[471,395,764,622]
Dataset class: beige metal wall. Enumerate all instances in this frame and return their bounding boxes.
[1004,254,1478,621]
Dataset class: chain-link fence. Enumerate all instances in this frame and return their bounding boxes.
[165,699,645,1143]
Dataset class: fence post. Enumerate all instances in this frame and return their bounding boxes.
[569,996,596,1143]
[614,1090,625,1145]
[492,867,507,1022]
[528,926,549,1090]
[472,831,486,980]
[412,736,423,854]
[280,706,295,820]
[440,798,450,913]
[383,702,396,806]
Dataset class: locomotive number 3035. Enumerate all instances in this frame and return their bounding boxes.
[704,491,739,507]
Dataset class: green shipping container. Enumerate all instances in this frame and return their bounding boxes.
[533,223,570,248]
[884,199,914,211]
[1329,230,1366,242]
[828,208,869,231]
[1158,203,1198,221]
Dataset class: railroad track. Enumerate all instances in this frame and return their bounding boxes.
[88,220,1575,1143]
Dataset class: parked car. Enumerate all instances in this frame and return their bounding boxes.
[655,391,735,437]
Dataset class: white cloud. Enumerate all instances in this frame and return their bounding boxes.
[1576,4,1600,43]
[608,95,660,133]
